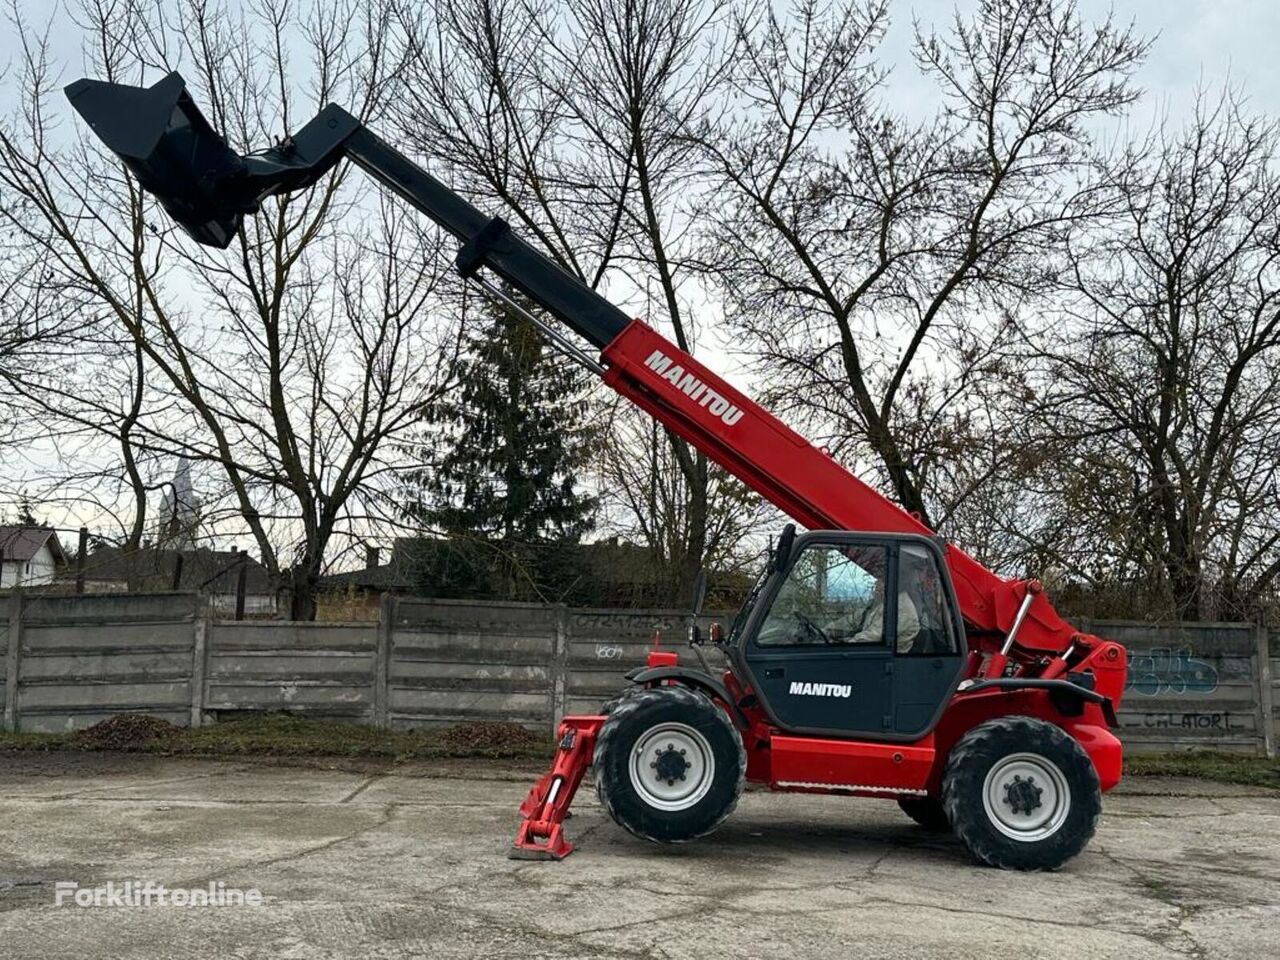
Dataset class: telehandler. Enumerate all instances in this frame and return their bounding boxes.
[67,73,1128,871]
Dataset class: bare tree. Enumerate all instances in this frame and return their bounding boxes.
[0,235,166,546]
[695,0,1147,531]
[0,100,164,543]
[0,0,461,617]
[1037,90,1280,619]
[596,399,768,602]
[394,0,743,601]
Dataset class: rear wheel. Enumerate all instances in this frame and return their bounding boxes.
[594,685,745,843]
[897,795,950,831]
[943,716,1100,870]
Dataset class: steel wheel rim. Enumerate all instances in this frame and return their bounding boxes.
[981,752,1071,842]
[628,722,715,812]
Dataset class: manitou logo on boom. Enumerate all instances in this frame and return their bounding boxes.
[643,350,745,427]
[789,681,853,698]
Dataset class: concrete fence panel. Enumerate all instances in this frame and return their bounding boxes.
[0,590,1275,754]
[1091,620,1260,753]
[388,598,558,730]
[562,609,731,719]
[205,620,379,722]
[12,592,198,733]
[1266,627,1279,758]
[1,603,11,730]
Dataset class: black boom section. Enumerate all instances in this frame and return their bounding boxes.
[342,127,631,347]
[65,72,631,349]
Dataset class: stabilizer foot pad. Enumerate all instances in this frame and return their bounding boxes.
[507,843,572,861]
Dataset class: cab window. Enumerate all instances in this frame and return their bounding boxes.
[756,543,890,647]
[895,543,959,655]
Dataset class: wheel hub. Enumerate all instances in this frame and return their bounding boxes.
[981,752,1071,842]
[627,722,715,812]
[652,744,691,785]
[1002,774,1044,816]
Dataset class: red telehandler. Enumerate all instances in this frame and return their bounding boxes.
[67,73,1128,871]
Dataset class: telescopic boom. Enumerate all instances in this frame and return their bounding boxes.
[65,72,1103,664]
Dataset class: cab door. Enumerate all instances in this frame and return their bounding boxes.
[742,537,899,737]
[891,541,967,736]
[740,533,966,740]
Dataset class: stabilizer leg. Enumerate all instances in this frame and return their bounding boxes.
[509,715,603,860]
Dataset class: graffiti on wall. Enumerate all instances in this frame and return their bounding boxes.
[1125,647,1219,696]
[1141,711,1234,730]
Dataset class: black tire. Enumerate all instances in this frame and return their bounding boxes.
[599,686,642,715]
[594,685,745,844]
[898,795,950,831]
[943,716,1101,871]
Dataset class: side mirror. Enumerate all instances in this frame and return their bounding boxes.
[708,622,724,644]
[691,569,708,617]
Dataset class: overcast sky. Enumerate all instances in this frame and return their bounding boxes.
[875,0,1280,125]
[4,0,1280,121]
[4,0,1280,540]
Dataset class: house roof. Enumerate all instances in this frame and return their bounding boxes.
[319,562,411,591]
[318,536,689,599]
[79,545,275,595]
[319,542,414,592]
[0,526,67,564]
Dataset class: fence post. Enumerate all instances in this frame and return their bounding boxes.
[4,588,23,733]
[190,601,208,729]
[234,561,247,621]
[374,593,393,729]
[75,526,88,594]
[551,604,570,737]
[1257,622,1276,759]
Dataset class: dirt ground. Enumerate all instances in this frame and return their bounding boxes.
[0,752,1276,959]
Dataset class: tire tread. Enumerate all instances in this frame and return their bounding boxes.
[594,685,745,844]
[942,715,1101,871]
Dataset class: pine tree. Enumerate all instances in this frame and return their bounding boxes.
[405,290,597,599]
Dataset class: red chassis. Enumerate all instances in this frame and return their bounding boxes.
[513,665,1123,860]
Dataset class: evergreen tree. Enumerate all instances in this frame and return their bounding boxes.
[15,499,39,526]
[405,290,597,599]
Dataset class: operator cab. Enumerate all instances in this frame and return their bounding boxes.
[726,526,966,740]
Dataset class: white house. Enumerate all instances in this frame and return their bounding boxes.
[0,526,68,588]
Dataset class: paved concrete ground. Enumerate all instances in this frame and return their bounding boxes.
[0,754,1276,959]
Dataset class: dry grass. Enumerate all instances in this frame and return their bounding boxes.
[0,713,553,761]
[1124,751,1280,788]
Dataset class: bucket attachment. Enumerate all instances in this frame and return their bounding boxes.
[65,72,357,248]
[65,73,255,247]
[509,715,604,860]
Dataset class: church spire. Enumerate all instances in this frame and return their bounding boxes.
[155,457,201,549]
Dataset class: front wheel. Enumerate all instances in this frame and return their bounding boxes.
[943,716,1101,870]
[594,685,745,843]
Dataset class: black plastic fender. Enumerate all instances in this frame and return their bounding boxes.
[624,667,748,730]
[957,677,1119,727]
